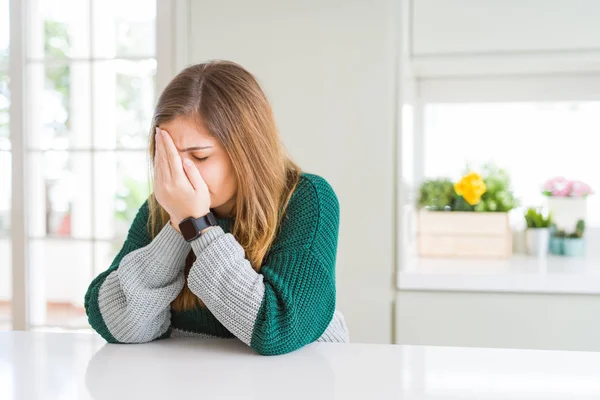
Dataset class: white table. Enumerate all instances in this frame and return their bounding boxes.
[1,331,600,399]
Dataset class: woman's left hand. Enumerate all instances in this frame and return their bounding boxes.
[153,128,211,228]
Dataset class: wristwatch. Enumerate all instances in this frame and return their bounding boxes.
[178,212,218,242]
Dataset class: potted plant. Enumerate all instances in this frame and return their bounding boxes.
[417,164,517,258]
[525,207,552,258]
[563,219,586,257]
[549,225,566,255]
[543,177,593,233]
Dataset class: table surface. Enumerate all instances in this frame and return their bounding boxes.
[1,331,600,399]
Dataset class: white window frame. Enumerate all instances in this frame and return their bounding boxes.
[412,73,600,188]
[9,0,28,330]
[9,0,168,330]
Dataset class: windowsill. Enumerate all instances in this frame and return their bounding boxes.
[397,254,600,295]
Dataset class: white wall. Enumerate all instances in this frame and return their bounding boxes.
[166,0,402,344]
[412,0,600,56]
[410,0,600,77]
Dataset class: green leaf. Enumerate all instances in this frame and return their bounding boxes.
[525,207,552,228]
[418,179,456,210]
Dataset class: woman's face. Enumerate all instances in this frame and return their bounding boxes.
[158,116,238,218]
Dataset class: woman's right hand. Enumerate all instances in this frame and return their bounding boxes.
[154,127,183,234]
[153,127,211,233]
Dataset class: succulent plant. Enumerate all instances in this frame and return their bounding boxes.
[567,219,586,239]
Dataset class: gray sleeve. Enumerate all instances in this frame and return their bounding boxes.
[187,227,265,346]
[96,223,189,343]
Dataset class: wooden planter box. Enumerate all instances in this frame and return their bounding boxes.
[418,211,512,258]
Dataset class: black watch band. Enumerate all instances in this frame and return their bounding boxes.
[178,212,218,242]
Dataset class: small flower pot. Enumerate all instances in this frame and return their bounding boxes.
[546,197,587,232]
[563,238,585,257]
[549,237,564,255]
[526,228,550,258]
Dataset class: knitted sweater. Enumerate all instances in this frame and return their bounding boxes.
[84,173,349,355]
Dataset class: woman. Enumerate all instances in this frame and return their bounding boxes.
[84,60,349,356]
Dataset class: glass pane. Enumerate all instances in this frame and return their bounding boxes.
[29,239,91,329]
[27,0,90,60]
[93,59,156,149]
[424,102,600,227]
[28,62,92,149]
[92,0,156,59]
[29,152,92,239]
[0,68,9,146]
[94,151,150,241]
[0,151,10,330]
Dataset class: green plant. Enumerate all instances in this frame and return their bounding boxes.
[525,207,552,228]
[567,219,586,238]
[473,163,518,212]
[418,163,519,213]
[553,229,566,238]
[418,179,455,210]
[452,195,475,212]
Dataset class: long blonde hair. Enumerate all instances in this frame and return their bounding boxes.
[146,60,301,312]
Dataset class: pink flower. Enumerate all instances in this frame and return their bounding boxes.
[570,180,593,197]
[543,176,572,196]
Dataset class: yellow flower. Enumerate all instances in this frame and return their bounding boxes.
[455,172,487,205]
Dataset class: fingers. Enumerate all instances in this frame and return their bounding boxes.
[183,158,205,191]
[153,127,164,181]
[159,129,183,176]
[155,127,171,173]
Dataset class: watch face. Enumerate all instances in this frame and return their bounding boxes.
[179,218,199,240]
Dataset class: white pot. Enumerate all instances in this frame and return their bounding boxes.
[546,197,587,231]
[526,228,550,258]
[512,229,528,255]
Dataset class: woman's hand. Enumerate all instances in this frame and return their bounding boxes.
[153,128,211,230]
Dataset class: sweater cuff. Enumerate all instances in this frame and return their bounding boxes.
[190,226,225,255]
[116,222,190,291]
[147,222,191,270]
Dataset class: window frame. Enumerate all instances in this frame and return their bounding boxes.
[9,0,161,330]
[413,74,600,189]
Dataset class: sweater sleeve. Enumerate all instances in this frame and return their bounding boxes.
[84,200,190,343]
[187,175,340,355]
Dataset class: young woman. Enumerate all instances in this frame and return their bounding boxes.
[84,60,349,356]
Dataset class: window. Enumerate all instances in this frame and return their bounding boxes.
[7,0,157,329]
[423,102,599,227]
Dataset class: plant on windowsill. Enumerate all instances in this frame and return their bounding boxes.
[418,163,518,212]
[543,177,593,236]
[418,178,455,211]
[549,225,566,256]
[524,207,552,258]
[417,163,517,258]
[474,163,518,213]
[563,219,586,257]
[543,177,593,198]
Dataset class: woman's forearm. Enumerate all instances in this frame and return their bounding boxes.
[92,223,189,343]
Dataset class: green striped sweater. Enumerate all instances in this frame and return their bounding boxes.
[84,173,349,355]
